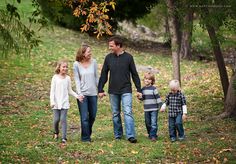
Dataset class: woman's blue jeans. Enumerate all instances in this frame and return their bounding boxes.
[145,110,158,139]
[109,93,136,139]
[77,96,97,141]
[168,113,185,139]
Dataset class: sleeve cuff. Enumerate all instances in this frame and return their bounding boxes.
[161,103,166,110]
[182,105,187,114]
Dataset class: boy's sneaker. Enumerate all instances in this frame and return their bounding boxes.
[115,137,122,140]
[150,137,157,142]
[170,138,176,142]
[178,137,185,141]
[62,138,67,144]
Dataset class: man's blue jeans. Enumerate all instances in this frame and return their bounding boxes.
[109,93,136,139]
[145,110,158,139]
[168,113,185,139]
[77,96,97,142]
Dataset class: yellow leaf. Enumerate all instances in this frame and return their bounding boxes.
[73,8,80,16]
[110,1,116,10]
[131,150,138,154]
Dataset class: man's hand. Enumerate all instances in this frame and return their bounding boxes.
[136,92,142,99]
[98,92,106,99]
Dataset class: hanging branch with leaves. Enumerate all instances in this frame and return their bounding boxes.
[67,0,116,38]
[0,0,51,57]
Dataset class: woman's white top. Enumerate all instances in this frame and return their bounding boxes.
[50,74,78,109]
[73,59,98,96]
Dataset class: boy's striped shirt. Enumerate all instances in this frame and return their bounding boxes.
[141,85,162,112]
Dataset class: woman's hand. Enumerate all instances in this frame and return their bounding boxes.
[78,95,85,102]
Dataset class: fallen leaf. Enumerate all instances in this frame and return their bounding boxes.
[131,150,138,154]
[218,148,233,154]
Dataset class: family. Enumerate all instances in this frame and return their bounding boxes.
[49,36,188,144]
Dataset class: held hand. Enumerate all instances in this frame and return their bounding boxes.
[136,92,142,99]
[51,104,55,108]
[98,92,106,99]
[78,95,84,102]
[160,108,165,112]
[182,114,187,121]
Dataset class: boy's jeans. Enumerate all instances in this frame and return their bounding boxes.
[168,113,185,139]
[109,93,136,139]
[145,110,158,139]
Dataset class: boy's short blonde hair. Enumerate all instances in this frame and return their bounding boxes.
[144,72,155,85]
[169,79,180,90]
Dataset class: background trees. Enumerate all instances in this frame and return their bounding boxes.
[193,0,236,117]
[1,0,235,118]
[0,0,49,57]
[37,0,158,36]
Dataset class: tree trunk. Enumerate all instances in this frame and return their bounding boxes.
[208,73,236,120]
[206,24,229,99]
[166,0,181,83]
[223,72,236,118]
[201,7,229,99]
[180,9,193,59]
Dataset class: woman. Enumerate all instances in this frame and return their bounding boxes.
[73,44,98,142]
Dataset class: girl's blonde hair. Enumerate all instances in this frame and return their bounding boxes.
[55,60,68,74]
[169,79,180,90]
[144,72,155,85]
[75,44,90,62]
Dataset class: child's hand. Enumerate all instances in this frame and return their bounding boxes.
[160,103,166,112]
[51,104,55,108]
[136,92,142,99]
[78,95,84,102]
[160,108,165,112]
[137,95,142,100]
[182,114,187,121]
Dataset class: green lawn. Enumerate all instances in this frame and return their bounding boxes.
[0,1,236,163]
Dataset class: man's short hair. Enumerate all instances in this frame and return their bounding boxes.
[108,36,123,48]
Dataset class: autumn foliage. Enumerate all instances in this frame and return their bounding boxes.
[67,0,116,38]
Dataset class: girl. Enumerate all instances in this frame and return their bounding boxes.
[73,44,98,142]
[50,60,79,144]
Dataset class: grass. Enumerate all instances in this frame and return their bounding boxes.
[1,1,236,163]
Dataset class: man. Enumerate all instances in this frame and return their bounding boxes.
[98,36,142,143]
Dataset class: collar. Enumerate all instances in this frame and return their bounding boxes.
[116,51,125,56]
